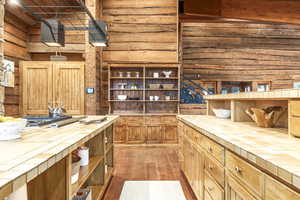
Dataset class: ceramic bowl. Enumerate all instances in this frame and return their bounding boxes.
[213,109,231,119]
[117,95,127,101]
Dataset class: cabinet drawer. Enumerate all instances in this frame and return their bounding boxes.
[290,117,300,137]
[226,151,264,198]
[145,116,161,125]
[265,175,300,200]
[125,116,144,125]
[205,155,225,188]
[204,172,224,200]
[290,101,300,117]
[161,116,177,125]
[202,136,225,165]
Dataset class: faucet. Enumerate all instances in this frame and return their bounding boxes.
[48,104,66,118]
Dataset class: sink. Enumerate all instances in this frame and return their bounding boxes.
[23,116,72,127]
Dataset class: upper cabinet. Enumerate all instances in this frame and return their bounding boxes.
[21,61,85,116]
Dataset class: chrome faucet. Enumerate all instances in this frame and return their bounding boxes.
[48,104,66,118]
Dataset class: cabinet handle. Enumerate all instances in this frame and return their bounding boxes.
[208,165,214,170]
[208,146,213,152]
[235,167,242,174]
[208,187,214,191]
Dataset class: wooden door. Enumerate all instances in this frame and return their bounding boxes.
[114,125,126,144]
[53,62,85,115]
[163,125,178,144]
[22,62,53,116]
[127,124,145,144]
[226,174,256,200]
[146,125,162,144]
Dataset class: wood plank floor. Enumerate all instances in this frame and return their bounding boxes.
[103,146,197,200]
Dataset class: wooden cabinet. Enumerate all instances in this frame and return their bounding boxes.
[226,173,257,200]
[127,124,145,144]
[114,116,178,145]
[114,125,126,144]
[146,125,162,144]
[21,61,85,116]
[21,62,53,115]
[265,175,300,200]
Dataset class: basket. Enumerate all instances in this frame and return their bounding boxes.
[162,84,174,89]
[0,120,27,141]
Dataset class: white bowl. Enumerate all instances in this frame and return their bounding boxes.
[0,119,27,141]
[213,109,231,119]
[117,95,127,101]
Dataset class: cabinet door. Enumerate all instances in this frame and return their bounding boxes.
[53,62,85,115]
[226,173,256,200]
[163,125,178,144]
[146,125,162,144]
[114,125,126,144]
[22,62,53,116]
[127,124,145,144]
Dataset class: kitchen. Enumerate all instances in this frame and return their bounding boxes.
[0,0,300,199]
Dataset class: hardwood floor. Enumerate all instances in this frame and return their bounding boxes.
[103,146,197,200]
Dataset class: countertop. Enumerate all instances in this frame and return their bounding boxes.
[0,115,119,193]
[204,88,300,100]
[177,115,300,190]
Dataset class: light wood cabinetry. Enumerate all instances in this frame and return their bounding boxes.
[21,61,85,116]
[179,120,300,200]
[114,115,178,145]
[21,62,53,115]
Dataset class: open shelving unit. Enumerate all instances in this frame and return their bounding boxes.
[108,64,181,115]
[68,124,114,200]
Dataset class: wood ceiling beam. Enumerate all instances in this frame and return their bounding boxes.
[184,0,300,25]
[27,42,84,53]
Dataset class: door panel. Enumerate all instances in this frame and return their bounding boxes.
[114,125,126,144]
[53,62,85,115]
[22,62,52,116]
[163,125,178,144]
[146,125,162,144]
[127,125,145,144]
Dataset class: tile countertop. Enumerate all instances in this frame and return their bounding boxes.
[177,115,300,190]
[0,115,119,193]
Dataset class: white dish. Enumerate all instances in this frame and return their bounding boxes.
[213,109,231,119]
[117,95,127,101]
[0,120,27,141]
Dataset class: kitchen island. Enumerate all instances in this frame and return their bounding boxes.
[178,89,300,200]
[0,115,119,200]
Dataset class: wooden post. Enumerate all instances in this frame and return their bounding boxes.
[85,0,101,115]
[0,0,5,115]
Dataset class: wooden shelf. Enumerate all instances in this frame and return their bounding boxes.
[145,89,178,91]
[71,156,104,197]
[145,100,180,102]
[110,89,144,91]
[105,143,113,154]
[109,100,144,102]
[111,77,144,80]
[145,77,179,80]
[88,186,105,200]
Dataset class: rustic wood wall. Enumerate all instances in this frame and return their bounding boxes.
[3,9,31,117]
[182,22,300,90]
[0,0,4,115]
[102,0,178,63]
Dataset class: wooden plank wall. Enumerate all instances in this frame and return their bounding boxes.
[102,0,178,63]
[0,0,4,115]
[182,22,300,90]
[3,10,31,117]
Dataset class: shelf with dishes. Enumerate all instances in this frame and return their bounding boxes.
[108,64,180,115]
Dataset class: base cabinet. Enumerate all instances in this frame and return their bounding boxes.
[114,116,178,144]
[179,121,300,200]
